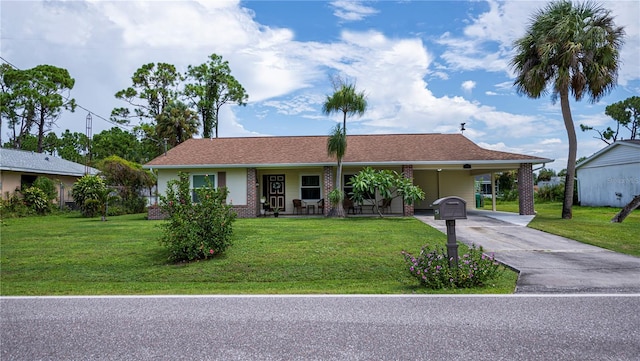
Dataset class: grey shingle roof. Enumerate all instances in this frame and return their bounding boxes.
[0,148,99,176]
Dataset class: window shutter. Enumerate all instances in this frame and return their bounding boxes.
[218,172,226,188]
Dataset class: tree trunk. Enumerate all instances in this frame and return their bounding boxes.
[342,111,347,136]
[560,91,576,219]
[330,158,345,217]
[37,109,46,153]
[611,195,640,223]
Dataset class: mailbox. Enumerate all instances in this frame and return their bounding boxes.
[431,196,467,220]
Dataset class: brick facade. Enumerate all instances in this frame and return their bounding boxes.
[147,205,167,220]
[518,163,535,215]
[233,168,258,218]
[402,165,414,216]
[323,166,333,216]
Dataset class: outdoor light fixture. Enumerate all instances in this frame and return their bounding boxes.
[463,164,471,169]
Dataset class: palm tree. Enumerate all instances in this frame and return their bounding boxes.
[156,101,199,148]
[322,78,367,217]
[327,124,347,217]
[511,0,624,219]
[322,79,368,136]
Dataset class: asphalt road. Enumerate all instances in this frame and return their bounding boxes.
[2,295,639,360]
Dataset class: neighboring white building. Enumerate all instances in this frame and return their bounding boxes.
[576,140,640,207]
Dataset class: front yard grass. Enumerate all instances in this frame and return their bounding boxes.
[0,213,517,295]
[482,201,640,257]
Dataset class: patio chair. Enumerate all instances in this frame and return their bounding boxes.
[292,199,306,215]
[344,198,362,214]
[317,198,325,214]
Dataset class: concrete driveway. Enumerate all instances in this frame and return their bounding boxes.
[415,210,640,293]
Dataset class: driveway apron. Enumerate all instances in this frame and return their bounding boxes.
[415,210,640,293]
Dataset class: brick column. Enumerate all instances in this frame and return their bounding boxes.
[323,166,333,216]
[246,168,257,217]
[147,204,167,220]
[518,163,535,215]
[402,165,414,216]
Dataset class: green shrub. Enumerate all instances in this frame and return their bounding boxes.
[97,156,155,215]
[82,198,102,217]
[119,196,146,214]
[159,172,236,262]
[71,175,107,217]
[0,192,30,218]
[328,188,344,206]
[402,244,502,289]
[499,189,519,202]
[32,176,57,202]
[536,183,565,202]
[106,204,126,217]
[22,187,52,215]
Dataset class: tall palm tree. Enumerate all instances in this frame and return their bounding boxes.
[327,124,347,217]
[322,80,368,136]
[511,0,624,219]
[322,78,367,217]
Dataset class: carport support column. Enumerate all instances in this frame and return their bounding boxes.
[402,165,414,216]
[323,166,333,216]
[518,163,535,215]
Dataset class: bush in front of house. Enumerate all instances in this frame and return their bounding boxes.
[22,187,52,215]
[1,176,59,217]
[402,244,502,289]
[71,175,107,217]
[0,192,30,218]
[158,172,236,263]
[32,176,58,203]
[97,156,155,215]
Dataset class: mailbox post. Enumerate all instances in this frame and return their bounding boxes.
[431,196,467,269]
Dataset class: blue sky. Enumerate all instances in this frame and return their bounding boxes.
[2,0,639,171]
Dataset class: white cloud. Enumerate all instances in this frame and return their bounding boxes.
[461,80,476,93]
[262,94,325,116]
[477,141,525,154]
[330,0,378,21]
[541,138,562,145]
[437,0,639,84]
[437,32,510,74]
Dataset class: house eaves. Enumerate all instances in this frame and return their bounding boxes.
[576,140,640,170]
[143,134,552,169]
[0,148,99,177]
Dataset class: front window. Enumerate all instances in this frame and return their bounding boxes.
[192,174,215,202]
[300,175,320,199]
[21,174,37,190]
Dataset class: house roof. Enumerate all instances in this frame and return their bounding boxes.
[0,148,99,176]
[576,139,640,170]
[144,133,552,170]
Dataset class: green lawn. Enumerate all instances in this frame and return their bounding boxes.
[482,201,640,257]
[0,213,517,295]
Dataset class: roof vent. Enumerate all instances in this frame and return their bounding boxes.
[45,156,50,161]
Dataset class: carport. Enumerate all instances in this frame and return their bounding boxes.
[411,161,547,215]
